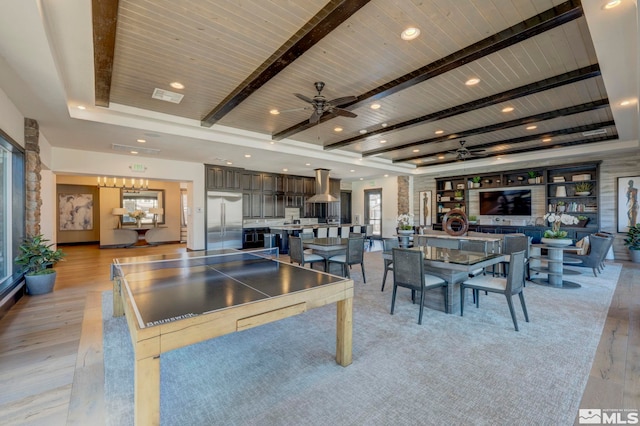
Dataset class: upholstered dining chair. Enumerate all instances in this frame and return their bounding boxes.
[460,250,529,331]
[390,247,448,324]
[381,237,399,291]
[328,236,366,282]
[498,234,530,279]
[289,236,325,270]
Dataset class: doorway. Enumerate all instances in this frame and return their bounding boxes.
[364,189,382,237]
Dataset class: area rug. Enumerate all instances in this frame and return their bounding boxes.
[103,254,621,425]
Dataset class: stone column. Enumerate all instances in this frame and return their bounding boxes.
[24,118,41,237]
[397,175,409,214]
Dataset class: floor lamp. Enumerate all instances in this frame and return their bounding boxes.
[112,208,127,229]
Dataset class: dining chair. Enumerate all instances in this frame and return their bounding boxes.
[459,239,486,277]
[460,250,529,331]
[498,234,530,279]
[363,224,374,249]
[381,237,399,291]
[562,234,609,277]
[328,227,339,237]
[288,236,325,270]
[316,227,328,238]
[390,247,448,324]
[327,236,366,282]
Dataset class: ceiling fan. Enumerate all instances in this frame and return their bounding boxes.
[448,140,486,160]
[292,81,358,124]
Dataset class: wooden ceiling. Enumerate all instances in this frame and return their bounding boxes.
[93,0,615,168]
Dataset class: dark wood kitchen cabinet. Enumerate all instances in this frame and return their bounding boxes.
[206,166,242,190]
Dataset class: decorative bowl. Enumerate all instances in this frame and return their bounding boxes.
[541,237,573,247]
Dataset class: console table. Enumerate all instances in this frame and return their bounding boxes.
[529,243,582,289]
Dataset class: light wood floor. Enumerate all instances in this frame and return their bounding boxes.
[0,244,637,425]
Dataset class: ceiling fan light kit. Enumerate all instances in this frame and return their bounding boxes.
[290,82,358,124]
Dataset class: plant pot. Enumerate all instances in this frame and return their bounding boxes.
[528,178,536,184]
[556,205,566,212]
[630,249,640,263]
[575,192,590,196]
[398,229,414,235]
[577,219,589,227]
[541,237,573,247]
[25,271,57,295]
[472,183,480,188]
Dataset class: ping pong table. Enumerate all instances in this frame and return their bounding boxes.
[111,247,353,426]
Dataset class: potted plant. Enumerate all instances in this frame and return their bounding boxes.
[397,213,414,234]
[527,171,538,184]
[574,182,592,196]
[576,215,589,227]
[468,215,477,224]
[556,201,566,212]
[471,176,481,188]
[14,234,66,295]
[454,190,464,201]
[542,212,579,246]
[624,224,640,263]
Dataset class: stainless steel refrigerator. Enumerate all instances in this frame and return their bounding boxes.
[206,191,243,250]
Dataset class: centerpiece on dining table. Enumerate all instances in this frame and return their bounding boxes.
[397,213,414,235]
[541,212,578,246]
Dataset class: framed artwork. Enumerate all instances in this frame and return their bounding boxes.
[59,193,94,231]
[419,191,432,226]
[617,176,639,233]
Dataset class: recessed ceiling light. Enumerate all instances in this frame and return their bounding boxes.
[136,139,146,143]
[130,150,138,154]
[401,27,420,40]
[359,177,363,181]
[334,127,343,132]
[542,138,552,142]
[384,174,389,177]
[380,140,387,144]
[604,0,621,9]
[497,156,502,160]
[435,130,444,135]
[502,107,514,113]
[77,105,86,110]
[412,149,419,153]
[226,161,233,165]
[438,155,445,159]
[350,170,355,173]
[359,129,367,134]
[170,82,184,90]
[381,123,388,128]
[244,154,251,158]
[283,168,288,172]
[465,78,480,86]
[270,141,275,145]
[526,125,537,130]
[305,163,311,166]
[270,109,280,115]
[370,103,381,110]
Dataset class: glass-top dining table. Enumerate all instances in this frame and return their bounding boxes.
[383,246,505,314]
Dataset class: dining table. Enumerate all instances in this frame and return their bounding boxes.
[303,237,348,273]
[383,246,505,314]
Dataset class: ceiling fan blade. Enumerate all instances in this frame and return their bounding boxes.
[309,110,323,124]
[277,107,309,114]
[468,149,486,153]
[294,93,314,104]
[328,96,357,106]
[330,107,357,118]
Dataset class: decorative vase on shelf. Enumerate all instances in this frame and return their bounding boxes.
[136,218,142,228]
[541,237,573,247]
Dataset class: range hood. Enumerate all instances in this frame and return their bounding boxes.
[306,169,339,203]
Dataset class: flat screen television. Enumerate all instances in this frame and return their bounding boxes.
[479,189,531,216]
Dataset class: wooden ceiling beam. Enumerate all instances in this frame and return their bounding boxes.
[363,99,610,157]
[92,0,119,107]
[200,0,371,127]
[325,65,601,150]
[272,0,583,141]
[397,121,616,163]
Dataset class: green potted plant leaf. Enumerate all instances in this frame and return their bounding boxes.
[527,171,537,184]
[576,215,589,227]
[574,182,592,196]
[624,224,640,263]
[454,190,464,201]
[14,234,66,295]
[471,176,481,188]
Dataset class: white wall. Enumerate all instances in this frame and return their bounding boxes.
[0,87,25,146]
[51,147,206,250]
[350,176,400,238]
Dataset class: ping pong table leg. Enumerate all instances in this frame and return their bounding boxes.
[336,296,353,366]
[135,355,160,426]
[113,278,124,317]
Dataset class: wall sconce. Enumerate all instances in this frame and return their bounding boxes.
[112,207,127,229]
[149,207,164,227]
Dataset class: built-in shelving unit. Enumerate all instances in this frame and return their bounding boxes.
[545,162,599,228]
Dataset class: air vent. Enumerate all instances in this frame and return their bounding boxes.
[582,129,606,136]
[151,88,184,104]
[111,144,160,155]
